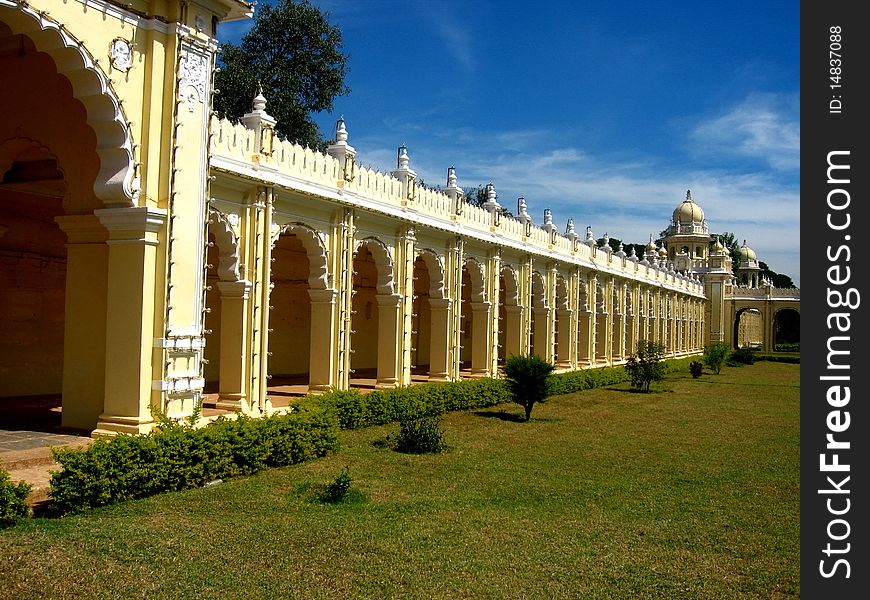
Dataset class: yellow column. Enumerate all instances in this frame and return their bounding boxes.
[577,275,594,366]
[613,282,626,361]
[447,237,464,379]
[396,228,416,386]
[213,280,252,412]
[376,293,401,388]
[427,298,451,381]
[308,288,338,391]
[92,207,166,436]
[470,301,492,375]
[55,215,108,431]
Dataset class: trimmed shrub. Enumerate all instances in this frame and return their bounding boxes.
[690,360,704,378]
[317,378,511,431]
[757,354,800,364]
[49,407,339,516]
[729,346,756,365]
[502,354,556,421]
[703,342,731,374]
[624,340,667,392]
[394,414,446,454]
[321,466,353,503]
[0,469,31,528]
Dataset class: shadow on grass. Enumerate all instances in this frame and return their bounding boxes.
[607,386,674,394]
[292,481,368,506]
[471,410,527,423]
[472,410,564,424]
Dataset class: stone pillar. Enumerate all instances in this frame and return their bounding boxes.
[376,293,402,388]
[55,215,109,430]
[471,301,492,375]
[427,298,451,381]
[92,207,166,436]
[556,309,573,369]
[308,288,338,391]
[503,305,523,360]
[213,280,252,412]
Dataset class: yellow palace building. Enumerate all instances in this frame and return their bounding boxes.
[0,0,799,436]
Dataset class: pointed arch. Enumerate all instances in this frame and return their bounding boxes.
[500,265,519,306]
[554,275,568,311]
[415,248,445,299]
[463,257,486,303]
[275,222,329,289]
[0,2,137,204]
[531,271,547,308]
[207,209,241,282]
[355,237,394,294]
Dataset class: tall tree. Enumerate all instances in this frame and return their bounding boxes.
[713,232,742,262]
[214,0,349,150]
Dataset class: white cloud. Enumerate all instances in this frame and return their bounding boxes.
[689,93,800,171]
[348,121,800,286]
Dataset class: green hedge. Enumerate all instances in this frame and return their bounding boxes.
[312,378,512,430]
[48,406,339,516]
[1,468,31,529]
[756,354,800,364]
[45,359,698,516]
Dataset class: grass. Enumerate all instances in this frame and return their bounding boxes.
[0,362,799,599]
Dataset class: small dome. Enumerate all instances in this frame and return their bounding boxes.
[658,245,667,257]
[672,189,705,224]
[739,240,757,261]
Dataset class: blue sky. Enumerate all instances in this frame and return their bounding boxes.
[220,0,800,286]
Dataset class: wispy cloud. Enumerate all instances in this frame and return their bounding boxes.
[348,115,800,285]
[412,4,476,73]
[688,93,800,171]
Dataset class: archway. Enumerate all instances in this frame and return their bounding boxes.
[733,307,763,349]
[529,272,548,359]
[268,224,331,398]
[460,258,488,375]
[351,238,397,388]
[773,308,800,352]
[498,266,521,363]
[412,250,448,380]
[554,275,571,367]
[0,15,119,432]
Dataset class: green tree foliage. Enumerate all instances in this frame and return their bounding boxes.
[596,237,646,258]
[714,232,741,262]
[502,354,555,421]
[703,342,730,374]
[624,340,666,392]
[214,0,349,149]
[759,262,796,288]
[462,184,514,217]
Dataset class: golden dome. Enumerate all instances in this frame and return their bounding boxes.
[673,189,705,224]
[739,240,757,261]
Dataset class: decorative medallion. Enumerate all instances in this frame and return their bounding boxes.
[178,45,209,111]
[110,38,133,72]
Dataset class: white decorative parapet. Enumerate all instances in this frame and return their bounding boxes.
[727,285,801,300]
[209,116,705,297]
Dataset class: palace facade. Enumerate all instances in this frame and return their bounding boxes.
[0,0,799,435]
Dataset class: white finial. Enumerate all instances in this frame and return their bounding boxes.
[566,218,575,236]
[335,116,348,143]
[602,232,609,246]
[253,84,267,112]
[446,165,457,187]
[397,144,410,169]
[482,182,501,212]
[544,208,553,225]
[518,197,528,215]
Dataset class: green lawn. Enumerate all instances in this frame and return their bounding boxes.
[0,362,799,599]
